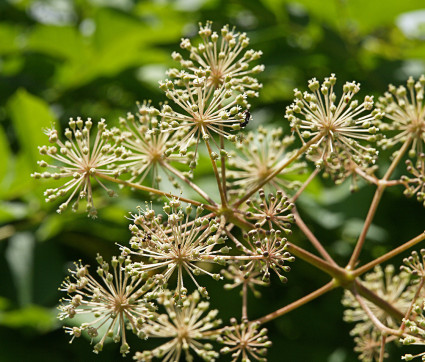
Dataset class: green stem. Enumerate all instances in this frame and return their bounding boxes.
[379,335,386,362]
[242,282,248,322]
[354,167,402,186]
[204,137,228,207]
[160,161,217,205]
[96,173,217,212]
[400,277,425,332]
[219,132,228,203]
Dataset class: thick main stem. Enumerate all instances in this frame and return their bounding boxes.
[347,185,385,269]
[253,280,335,324]
[285,243,347,280]
[353,290,402,336]
[354,280,404,321]
[219,132,228,202]
[204,137,228,207]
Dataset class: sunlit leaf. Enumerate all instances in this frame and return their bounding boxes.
[0,23,22,54]
[0,305,56,332]
[0,125,11,182]
[5,232,35,306]
[7,89,57,167]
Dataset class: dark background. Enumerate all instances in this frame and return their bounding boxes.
[1,0,425,361]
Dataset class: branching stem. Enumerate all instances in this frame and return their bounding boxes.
[253,280,335,325]
[290,167,320,203]
[160,161,217,205]
[233,134,323,208]
[347,137,412,269]
[96,173,218,212]
[292,208,338,266]
[204,137,228,207]
[353,231,425,277]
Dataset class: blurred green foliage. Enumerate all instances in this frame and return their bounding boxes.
[1,0,425,361]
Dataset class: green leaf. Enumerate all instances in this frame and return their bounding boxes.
[7,89,57,167]
[341,218,388,243]
[0,152,33,200]
[0,305,56,332]
[0,23,22,54]
[28,25,88,61]
[0,297,11,310]
[0,125,11,182]
[35,214,64,242]
[286,0,424,34]
[5,232,35,306]
[345,0,424,34]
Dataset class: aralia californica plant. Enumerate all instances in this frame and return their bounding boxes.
[32,21,425,362]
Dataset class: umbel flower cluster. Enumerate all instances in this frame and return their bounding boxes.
[33,21,425,361]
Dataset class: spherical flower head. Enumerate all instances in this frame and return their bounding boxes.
[222,262,267,298]
[134,290,221,362]
[227,126,305,198]
[218,319,271,362]
[401,154,425,207]
[159,75,249,166]
[353,330,386,362]
[342,265,416,336]
[243,228,295,284]
[399,300,425,360]
[401,249,425,278]
[116,100,192,188]
[376,75,425,158]
[32,117,123,218]
[245,189,294,234]
[58,254,158,356]
[126,200,226,301]
[285,74,382,182]
[169,21,264,95]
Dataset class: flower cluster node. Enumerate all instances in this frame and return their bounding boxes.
[222,262,267,297]
[126,200,225,301]
[58,255,157,356]
[242,228,294,283]
[134,290,221,362]
[218,319,271,361]
[401,154,425,206]
[376,75,425,157]
[245,189,294,233]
